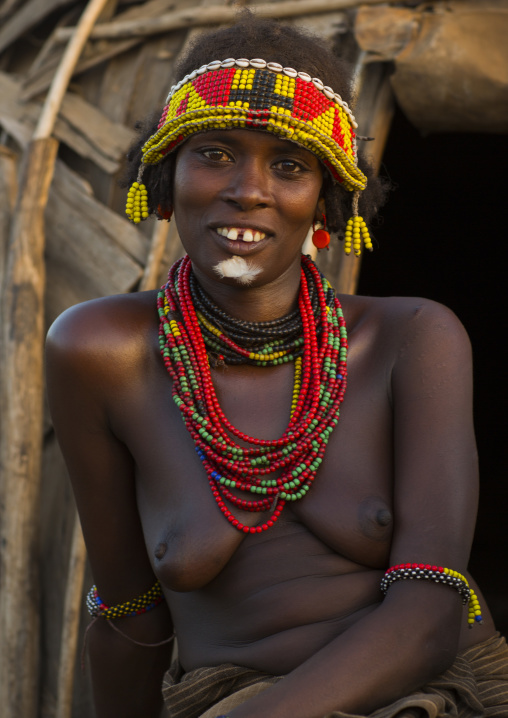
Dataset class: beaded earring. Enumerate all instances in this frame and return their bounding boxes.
[312,215,330,251]
[344,191,373,257]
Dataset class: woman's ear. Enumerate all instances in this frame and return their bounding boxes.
[314,197,326,225]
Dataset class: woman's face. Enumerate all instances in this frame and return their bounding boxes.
[172,129,324,291]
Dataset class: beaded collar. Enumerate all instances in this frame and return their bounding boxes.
[157,255,348,533]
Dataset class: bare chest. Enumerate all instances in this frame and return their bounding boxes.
[113,343,394,591]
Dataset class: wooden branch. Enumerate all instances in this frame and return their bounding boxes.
[54,0,393,42]
[0,136,59,718]
[139,219,171,291]
[21,0,177,102]
[0,0,75,55]
[34,0,115,140]
[55,515,87,718]
[0,3,112,717]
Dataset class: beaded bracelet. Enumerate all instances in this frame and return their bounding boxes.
[86,580,163,620]
[381,563,482,626]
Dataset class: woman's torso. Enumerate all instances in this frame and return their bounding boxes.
[104,287,495,673]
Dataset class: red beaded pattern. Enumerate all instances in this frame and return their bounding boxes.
[157,255,348,533]
[142,62,366,191]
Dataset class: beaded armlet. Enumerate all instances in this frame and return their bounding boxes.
[86,580,163,620]
[381,564,482,627]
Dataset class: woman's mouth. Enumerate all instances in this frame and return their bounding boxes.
[216,227,267,242]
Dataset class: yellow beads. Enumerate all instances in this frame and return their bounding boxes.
[443,568,482,626]
[344,216,373,257]
[125,181,148,223]
[290,356,303,419]
[197,312,222,338]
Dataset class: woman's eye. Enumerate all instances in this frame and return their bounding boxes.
[274,159,303,173]
[202,149,231,162]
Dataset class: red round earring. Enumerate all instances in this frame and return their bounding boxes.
[312,214,330,251]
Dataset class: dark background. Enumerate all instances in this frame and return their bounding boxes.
[357,105,508,634]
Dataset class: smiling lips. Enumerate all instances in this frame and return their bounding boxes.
[216,227,267,242]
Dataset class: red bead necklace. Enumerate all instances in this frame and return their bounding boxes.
[157,255,348,533]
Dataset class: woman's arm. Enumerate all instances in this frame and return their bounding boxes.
[46,298,173,718]
[225,298,481,718]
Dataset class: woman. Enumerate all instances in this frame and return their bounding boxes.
[45,15,508,718]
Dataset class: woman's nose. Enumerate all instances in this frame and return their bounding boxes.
[220,159,272,210]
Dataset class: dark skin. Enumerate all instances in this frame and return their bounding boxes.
[46,130,496,718]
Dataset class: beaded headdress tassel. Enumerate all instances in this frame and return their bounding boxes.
[126,58,372,256]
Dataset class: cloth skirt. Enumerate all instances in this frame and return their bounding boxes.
[162,633,508,718]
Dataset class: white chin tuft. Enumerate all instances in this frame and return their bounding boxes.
[213,256,262,286]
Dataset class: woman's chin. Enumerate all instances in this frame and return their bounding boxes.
[213,256,263,286]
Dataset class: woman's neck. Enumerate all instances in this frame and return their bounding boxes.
[190,258,302,323]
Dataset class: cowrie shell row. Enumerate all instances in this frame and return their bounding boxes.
[165,59,358,129]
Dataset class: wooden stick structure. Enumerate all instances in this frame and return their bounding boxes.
[0,1,110,717]
[54,0,389,42]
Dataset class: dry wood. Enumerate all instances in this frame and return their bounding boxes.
[0,0,75,55]
[21,0,182,101]
[0,3,114,717]
[0,146,17,298]
[55,515,87,718]
[0,136,59,718]
[34,0,117,139]
[139,219,172,291]
[55,0,390,41]
[0,0,24,21]
[0,71,134,173]
[45,160,146,324]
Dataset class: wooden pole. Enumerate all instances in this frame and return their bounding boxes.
[139,220,171,292]
[0,2,111,717]
[54,0,392,42]
[55,517,87,718]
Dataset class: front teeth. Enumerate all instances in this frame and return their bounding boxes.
[217,227,266,242]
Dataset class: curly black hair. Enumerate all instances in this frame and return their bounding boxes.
[123,11,387,235]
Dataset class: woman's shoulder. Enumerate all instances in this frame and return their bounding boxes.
[45,290,160,384]
[340,293,472,368]
[344,293,469,337]
[47,290,158,349]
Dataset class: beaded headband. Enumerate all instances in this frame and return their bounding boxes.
[126,58,372,256]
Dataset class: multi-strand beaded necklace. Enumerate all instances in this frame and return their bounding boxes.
[157,254,348,533]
